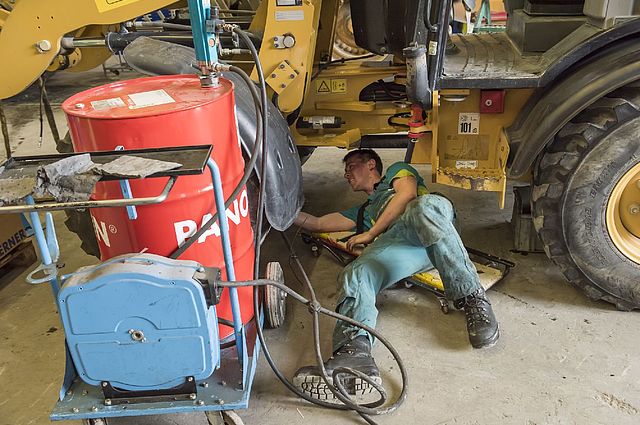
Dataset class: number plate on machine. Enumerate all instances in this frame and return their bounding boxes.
[458,112,479,134]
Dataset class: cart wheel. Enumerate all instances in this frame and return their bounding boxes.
[437,298,450,315]
[83,419,108,425]
[264,262,287,329]
[206,410,245,425]
[311,243,321,257]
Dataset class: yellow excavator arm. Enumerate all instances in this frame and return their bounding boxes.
[0,0,180,99]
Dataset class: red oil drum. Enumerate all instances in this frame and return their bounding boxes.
[62,75,254,340]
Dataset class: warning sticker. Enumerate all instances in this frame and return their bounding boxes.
[275,10,304,21]
[458,112,479,134]
[331,79,347,93]
[455,160,478,169]
[315,79,347,94]
[90,97,125,111]
[316,80,331,94]
[428,41,438,56]
[128,89,175,109]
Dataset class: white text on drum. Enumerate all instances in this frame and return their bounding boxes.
[174,189,250,247]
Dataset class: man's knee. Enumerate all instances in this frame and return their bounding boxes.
[338,259,379,299]
[418,194,455,217]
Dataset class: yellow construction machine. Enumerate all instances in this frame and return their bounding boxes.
[1,0,639,310]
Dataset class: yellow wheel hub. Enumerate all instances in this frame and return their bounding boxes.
[606,162,640,264]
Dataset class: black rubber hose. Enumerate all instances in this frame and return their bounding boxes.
[168,25,408,424]
[229,25,408,421]
[228,27,389,422]
[234,266,409,418]
[311,54,377,81]
[230,27,269,278]
[280,233,404,415]
[169,64,263,259]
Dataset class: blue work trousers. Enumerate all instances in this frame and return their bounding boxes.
[333,194,482,350]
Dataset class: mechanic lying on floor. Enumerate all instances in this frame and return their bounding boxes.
[292,149,499,399]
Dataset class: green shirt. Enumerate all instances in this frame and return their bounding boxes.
[339,162,428,231]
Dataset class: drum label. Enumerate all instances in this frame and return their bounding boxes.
[128,89,176,109]
[90,97,125,111]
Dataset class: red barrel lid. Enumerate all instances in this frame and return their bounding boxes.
[62,75,233,119]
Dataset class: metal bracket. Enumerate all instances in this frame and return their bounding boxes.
[100,377,198,406]
[200,267,223,307]
[267,60,298,94]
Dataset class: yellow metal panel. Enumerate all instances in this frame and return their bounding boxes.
[293,127,361,148]
[250,0,321,113]
[436,89,532,170]
[293,61,411,148]
[267,60,298,94]
[95,0,142,13]
[313,0,339,62]
[413,88,533,206]
[411,91,439,166]
[314,101,375,112]
[0,8,9,28]
[0,0,178,99]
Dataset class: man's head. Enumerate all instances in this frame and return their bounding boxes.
[342,149,383,193]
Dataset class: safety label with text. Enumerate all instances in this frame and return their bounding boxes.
[128,89,175,109]
[315,79,347,94]
[455,160,478,169]
[275,10,304,21]
[458,112,479,134]
[91,97,125,111]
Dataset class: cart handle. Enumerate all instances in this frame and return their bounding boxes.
[0,176,178,214]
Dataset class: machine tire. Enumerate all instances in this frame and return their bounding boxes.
[57,132,101,258]
[532,82,640,310]
[263,262,287,329]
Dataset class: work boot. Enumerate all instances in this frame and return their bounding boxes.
[292,336,381,402]
[455,288,499,348]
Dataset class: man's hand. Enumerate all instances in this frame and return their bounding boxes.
[346,231,375,251]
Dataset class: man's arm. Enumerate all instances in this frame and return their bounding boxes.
[294,211,356,233]
[346,176,417,250]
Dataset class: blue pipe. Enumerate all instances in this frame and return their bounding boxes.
[207,159,244,359]
[25,196,59,295]
[116,145,138,220]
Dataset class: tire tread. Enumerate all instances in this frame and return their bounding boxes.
[533,85,640,309]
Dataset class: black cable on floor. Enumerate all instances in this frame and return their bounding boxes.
[236,259,409,422]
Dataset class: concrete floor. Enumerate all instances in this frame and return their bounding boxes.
[1,68,639,425]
